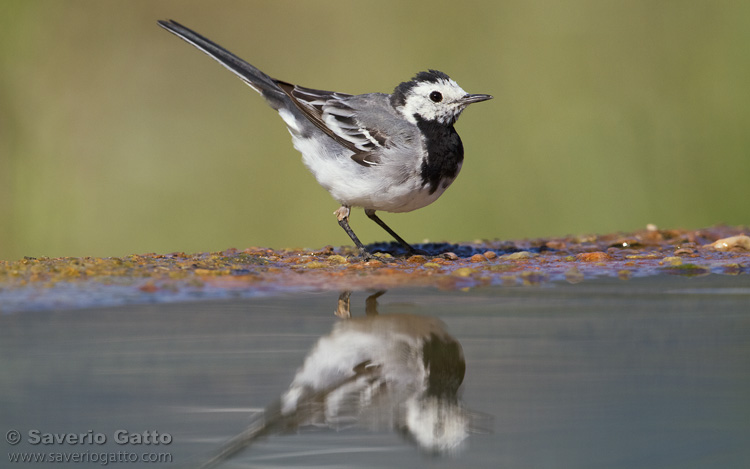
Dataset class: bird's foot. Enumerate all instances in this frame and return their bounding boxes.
[406,246,430,257]
[358,247,375,261]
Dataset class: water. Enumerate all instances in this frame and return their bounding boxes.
[2,275,749,468]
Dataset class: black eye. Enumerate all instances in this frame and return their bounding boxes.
[429,91,443,103]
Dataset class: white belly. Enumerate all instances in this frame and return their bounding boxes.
[291,134,458,213]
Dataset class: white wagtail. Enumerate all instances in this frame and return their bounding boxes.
[193,291,469,468]
[158,20,492,259]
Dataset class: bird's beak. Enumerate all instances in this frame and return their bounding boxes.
[461,93,493,104]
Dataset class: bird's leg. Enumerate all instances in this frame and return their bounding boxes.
[364,209,425,255]
[335,206,373,259]
[335,290,352,318]
[365,290,386,316]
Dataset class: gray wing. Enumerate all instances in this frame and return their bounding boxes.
[279,85,415,167]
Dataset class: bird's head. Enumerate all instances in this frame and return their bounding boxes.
[391,70,492,126]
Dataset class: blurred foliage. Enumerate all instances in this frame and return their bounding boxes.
[1,0,748,260]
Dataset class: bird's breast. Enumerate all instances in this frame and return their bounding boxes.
[414,119,464,195]
[288,125,461,213]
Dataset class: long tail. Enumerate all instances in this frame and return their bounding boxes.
[157,20,288,110]
[193,401,283,469]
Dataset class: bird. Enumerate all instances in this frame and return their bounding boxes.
[158,20,492,259]
[192,291,473,469]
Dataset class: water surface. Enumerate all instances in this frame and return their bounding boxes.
[3,275,749,468]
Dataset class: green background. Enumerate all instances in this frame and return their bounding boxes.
[1,1,748,261]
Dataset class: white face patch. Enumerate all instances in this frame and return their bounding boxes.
[398,78,470,125]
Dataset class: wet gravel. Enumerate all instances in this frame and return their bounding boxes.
[1,225,748,313]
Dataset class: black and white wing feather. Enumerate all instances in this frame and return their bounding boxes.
[277,83,389,166]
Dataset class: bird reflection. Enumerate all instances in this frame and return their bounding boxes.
[197,290,472,469]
